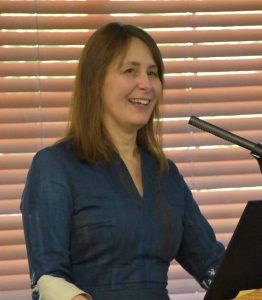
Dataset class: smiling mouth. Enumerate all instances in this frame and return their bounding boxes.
[128,98,150,105]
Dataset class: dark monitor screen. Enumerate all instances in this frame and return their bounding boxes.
[204,200,262,300]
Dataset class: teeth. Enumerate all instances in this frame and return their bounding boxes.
[128,98,150,105]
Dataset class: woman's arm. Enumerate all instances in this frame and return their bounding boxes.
[170,162,225,288]
[21,148,91,298]
[176,183,225,287]
[71,296,91,300]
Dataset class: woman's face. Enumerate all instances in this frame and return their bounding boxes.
[101,37,162,135]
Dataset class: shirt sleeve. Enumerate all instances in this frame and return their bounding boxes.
[21,148,74,288]
[36,275,93,300]
[170,162,225,289]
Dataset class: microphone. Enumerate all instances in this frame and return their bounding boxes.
[188,116,262,158]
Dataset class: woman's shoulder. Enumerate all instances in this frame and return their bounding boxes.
[30,138,76,171]
[35,138,74,159]
[165,157,181,177]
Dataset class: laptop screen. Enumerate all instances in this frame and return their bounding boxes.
[204,200,262,300]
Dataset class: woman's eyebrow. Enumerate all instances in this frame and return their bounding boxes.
[124,61,157,69]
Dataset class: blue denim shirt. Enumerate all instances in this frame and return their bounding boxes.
[21,139,224,300]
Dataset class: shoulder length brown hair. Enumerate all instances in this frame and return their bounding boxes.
[64,22,167,171]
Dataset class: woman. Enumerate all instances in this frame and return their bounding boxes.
[21,23,225,300]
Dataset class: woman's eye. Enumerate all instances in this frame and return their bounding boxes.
[125,68,136,74]
[148,70,158,77]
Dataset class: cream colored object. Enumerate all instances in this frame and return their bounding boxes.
[35,275,93,300]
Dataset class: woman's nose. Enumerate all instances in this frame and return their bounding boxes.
[137,73,152,90]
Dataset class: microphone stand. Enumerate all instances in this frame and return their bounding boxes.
[188,116,262,174]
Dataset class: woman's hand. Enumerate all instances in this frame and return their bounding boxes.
[71,294,92,300]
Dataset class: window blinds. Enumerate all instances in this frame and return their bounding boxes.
[1,0,262,297]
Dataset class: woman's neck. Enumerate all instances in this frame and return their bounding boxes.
[109,129,139,160]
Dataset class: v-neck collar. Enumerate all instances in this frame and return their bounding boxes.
[100,147,158,202]
[114,148,145,200]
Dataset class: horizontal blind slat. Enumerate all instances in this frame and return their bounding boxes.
[0,215,21,230]
[185,173,262,190]
[0,123,66,139]
[2,29,262,45]
[164,86,262,104]
[2,73,262,92]
[2,58,262,76]
[163,130,262,148]
[161,43,262,59]
[0,260,28,276]
[0,274,30,291]
[0,169,28,184]
[164,73,262,89]
[0,107,68,123]
[2,43,262,61]
[163,117,262,133]
[0,138,57,153]
[162,101,262,118]
[2,0,262,14]
[200,204,246,219]
[0,200,23,214]
[2,13,262,30]
[0,230,25,246]
[177,160,260,177]
[0,92,70,108]
[0,154,32,169]
[0,245,27,260]
[165,58,262,73]
[193,190,262,205]
[166,147,250,162]
[0,78,73,92]
[0,184,24,200]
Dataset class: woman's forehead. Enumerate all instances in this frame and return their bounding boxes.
[110,38,156,69]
